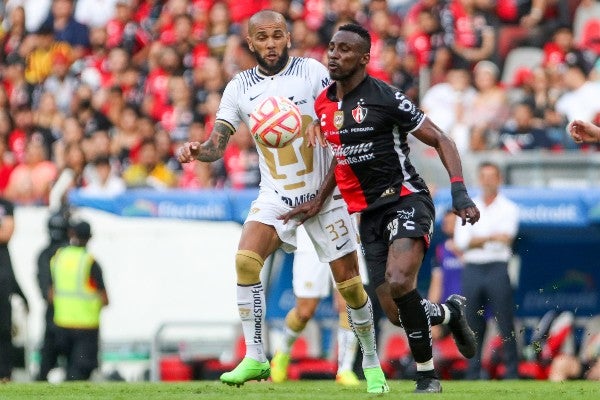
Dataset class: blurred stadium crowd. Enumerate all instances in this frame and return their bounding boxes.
[0,0,598,208]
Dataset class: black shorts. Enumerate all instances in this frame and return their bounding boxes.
[359,192,435,288]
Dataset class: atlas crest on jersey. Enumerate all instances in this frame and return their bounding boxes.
[352,99,368,123]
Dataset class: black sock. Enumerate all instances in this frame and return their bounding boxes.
[424,300,446,326]
[394,289,432,363]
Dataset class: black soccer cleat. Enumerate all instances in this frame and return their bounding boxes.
[414,371,442,393]
[445,294,477,359]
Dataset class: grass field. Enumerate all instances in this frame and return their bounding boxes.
[0,380,599,400]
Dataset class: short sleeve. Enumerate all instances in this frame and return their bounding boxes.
[215,76,243,130]
[306,58,331,98]
[384,87,425,133]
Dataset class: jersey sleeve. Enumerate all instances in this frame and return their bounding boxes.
[215,75,243,131]
[306,58,331,99]
[384,86,425,133]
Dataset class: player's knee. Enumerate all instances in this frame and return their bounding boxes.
[235,250,264,285]
[387,271,414,296]
[336,276,367,309]
[285,308,308,333]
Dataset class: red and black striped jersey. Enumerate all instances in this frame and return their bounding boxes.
[315,75,430,213]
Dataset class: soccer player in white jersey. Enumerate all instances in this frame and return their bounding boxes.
[176,10,388,393]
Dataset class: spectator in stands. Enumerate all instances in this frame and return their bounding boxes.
[9,104,57,165]
[22,24,72,85]
[34,92,66,138]
[454,161,520,380]
[0,196,28,383]
[498,101,559,153]
[421,66,477,154]
[122,137,177,189]
[42,52,79,116]
[0,135,15,196]
[3,53,33,112]
[161,75,194,139]
[110,103,141,168]
[405,6,453,85]
[447,0,497,70]
[81,155,126,197]
[4,135,58,205]
[53,117,85,170]
[49,142,88,211]
[42,0,90,61]
[1,4,27,57]
[105,0,151,66]
[7,0,52,34]
[290,19,326,61]
[468,60,509,151]
[72,84,113,137]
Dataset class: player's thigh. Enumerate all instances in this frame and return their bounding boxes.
[242,191,292,258]
[303,206,358,263]
[72,330,99,369]
[292,235,331,299]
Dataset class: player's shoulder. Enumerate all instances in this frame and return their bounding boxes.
[228,66,263,92]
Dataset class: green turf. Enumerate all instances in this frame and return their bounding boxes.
[0,380,598,400]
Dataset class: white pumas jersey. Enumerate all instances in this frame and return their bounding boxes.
[216,57,344,210]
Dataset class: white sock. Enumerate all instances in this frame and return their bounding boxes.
[442,304,451,324]
[416,359,435,372]
[337,327,358,373]
[347,298,380,369]
[280,326,300,354]
[237,283,267,362]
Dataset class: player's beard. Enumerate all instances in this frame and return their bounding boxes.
[329,64,360,81]
[255,47,289,75]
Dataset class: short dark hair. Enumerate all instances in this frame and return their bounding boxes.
[478,161,501,174]
[338,23,371,53]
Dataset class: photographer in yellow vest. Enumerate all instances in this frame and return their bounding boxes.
[49,220,108,381]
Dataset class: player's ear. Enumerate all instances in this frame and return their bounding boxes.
[246,36,255,52]
[360,52,370,66]
[287,32,291,49]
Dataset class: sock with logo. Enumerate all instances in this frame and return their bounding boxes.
[347,298,380,368]
[237,283,267,362]
[394,289,433,363]
[423,300,449,326]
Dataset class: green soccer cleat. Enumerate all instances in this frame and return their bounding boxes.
[270,351,291,383]
[364,366,389,394]
[220,357,271,387]
[336,370,360,386]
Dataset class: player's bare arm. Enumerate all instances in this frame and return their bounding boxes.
[176,121,233,163]
[278,158,338,224]
[569,119,600,143]
[412,117,480,226]
[306,118,327,148]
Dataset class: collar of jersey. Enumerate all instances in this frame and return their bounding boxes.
[255,57,293,79]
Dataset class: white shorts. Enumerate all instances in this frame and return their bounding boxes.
[245,189,357,263]
[292,225,333,298]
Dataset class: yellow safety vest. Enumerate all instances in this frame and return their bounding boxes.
[51,246,102,329]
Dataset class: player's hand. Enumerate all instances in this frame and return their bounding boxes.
[176,141,201,163]
[278,199,321,225]
[451,181,480,226]
[568,120,600,144]
[306,119,327,148]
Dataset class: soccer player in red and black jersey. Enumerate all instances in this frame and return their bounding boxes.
[281,24,481,393]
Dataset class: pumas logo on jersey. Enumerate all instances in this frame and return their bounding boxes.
[352,101,368,123]
[333,110,344,129]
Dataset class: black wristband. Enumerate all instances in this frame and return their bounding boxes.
[451,181,475,211]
